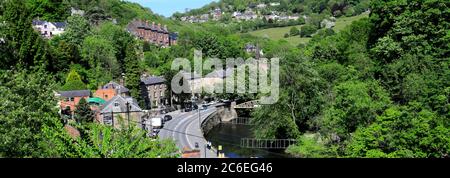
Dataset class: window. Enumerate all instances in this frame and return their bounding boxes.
[154,92,157,98]
[161,91,164,97]
[70,97,75,102]
[44,25,47,28]
[105,95,108,99]
[114,102,120,107]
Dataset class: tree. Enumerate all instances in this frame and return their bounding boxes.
[290,26,300,36]
[1,0,48,69]
[124,43,143,106]
[300,24,318,37]
[321,80,391,140]
[26,0,70,21]
[0,68,62,157]
[42,122,180,158]
[61,15,91,47]
[61,69,87,91]
[74,98,94,124]
[346,104,450,158]
[81,35,119,77]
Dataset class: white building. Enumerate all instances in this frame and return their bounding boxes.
[32,19,66,38]
[270,2,280,7]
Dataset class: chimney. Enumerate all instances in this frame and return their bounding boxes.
[158,23,161,29]
[146,20,149,27]
[152,22,155,28]
[164,25,168,31]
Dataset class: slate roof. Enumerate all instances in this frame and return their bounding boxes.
[32,19,45,26]
[102,81,129,93]
[100,95,142,113]
[59,90,91,98]
[141,76,166,85]
[52,22,66,28]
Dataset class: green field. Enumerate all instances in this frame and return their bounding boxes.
[246,12,369,46]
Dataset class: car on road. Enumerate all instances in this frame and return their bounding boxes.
[163,115,172,122]
[195,142,199,149]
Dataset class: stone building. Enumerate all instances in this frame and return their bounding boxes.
[141,75,167,109]
[127,20,178,47]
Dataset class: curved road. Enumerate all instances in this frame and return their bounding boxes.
[158,107,218,158]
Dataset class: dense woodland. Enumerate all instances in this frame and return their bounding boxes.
[0,0,449,158]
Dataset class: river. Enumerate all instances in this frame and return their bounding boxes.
[205,123,293,158]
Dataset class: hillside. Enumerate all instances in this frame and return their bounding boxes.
[247,12,369,46]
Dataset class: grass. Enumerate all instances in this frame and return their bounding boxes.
[332,12,369,32]
[246,12,369,46]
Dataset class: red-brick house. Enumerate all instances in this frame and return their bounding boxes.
[127,20,178,47]
[94,81,130,101]
[58,90,91,120]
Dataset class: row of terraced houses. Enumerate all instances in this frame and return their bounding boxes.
[127,20,178,47]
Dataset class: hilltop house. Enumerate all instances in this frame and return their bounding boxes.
[140,75,167,109]
[32,19,66,38]
[99,95,143,129]
[127,20,178,47]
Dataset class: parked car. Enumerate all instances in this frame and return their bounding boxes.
[164,115,172,122]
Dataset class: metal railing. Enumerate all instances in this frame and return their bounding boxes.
[240,138,297,149]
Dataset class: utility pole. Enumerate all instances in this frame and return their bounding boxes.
[126,102,130,130]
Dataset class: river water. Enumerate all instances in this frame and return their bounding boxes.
[205,123,293,158]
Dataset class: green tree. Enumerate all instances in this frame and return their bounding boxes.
[290,26,300,36]
[74,98,94,124]
[61,69,87,91]
[61,15,91,47]
[322,80,391,140]
[0,68,61,157]
[346,104,450,158]
[300,24,318,37]
[81,35,119,77]
[124,43,143,106]
[43,122,180,158]
[1,0,48,69]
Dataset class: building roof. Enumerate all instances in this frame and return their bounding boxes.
[102,81,129,93]
[141,76,166,85]
[32,19,45,26]
[59,90,90,98]
[51,22,66,28]
[88,97,106,105]
[100,95,142,114]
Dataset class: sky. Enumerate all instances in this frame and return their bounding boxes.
[127,0,217,17]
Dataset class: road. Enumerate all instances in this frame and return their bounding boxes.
[158,106,218,158]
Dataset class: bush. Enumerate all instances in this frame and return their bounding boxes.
[284,33,290,38]
[300,25,318,37]
[290,26,300,36]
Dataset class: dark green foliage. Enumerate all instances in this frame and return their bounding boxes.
[300,24,317,37]
[0,68,61,157]
[124,43,143,107]
[346,104,450,158]
[74,98,94,124]
[1,0,49,69]
[26,0,70,21]
[61,69,87,91]
[289,26,300,36]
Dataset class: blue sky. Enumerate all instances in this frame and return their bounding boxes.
[127,0,217,17]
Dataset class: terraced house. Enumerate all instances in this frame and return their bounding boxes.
[127,20,178,47]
